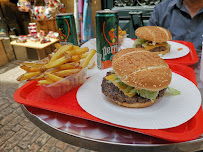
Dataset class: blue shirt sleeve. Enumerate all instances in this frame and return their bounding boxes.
[148,7,159,26]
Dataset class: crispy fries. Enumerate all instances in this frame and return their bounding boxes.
[54,43,61,50]
[38,79,54,85]
[72,47,89,55]
[46,73,63,82]
[44,55,71,69]
[65,47,89,56]
[17,44,96,87]
[49,45,73,63]
[19,62,44,67]
[20,65,45,72]
[71,55,80,62]
[54,68,82,77]
[17,71,41,81]
[80,52,89,59]
[88,60,96,69]
[59,63,79,70]
[82,49,97,68]
[73,45,80,49]
[118,26,127,39]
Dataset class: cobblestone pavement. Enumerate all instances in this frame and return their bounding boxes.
[0,61,96,152]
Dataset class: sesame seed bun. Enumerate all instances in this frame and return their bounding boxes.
[135,26,172,42]
[112,48,172,92]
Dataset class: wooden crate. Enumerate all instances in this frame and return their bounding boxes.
[10,35,28,61]
[32,19,58,34]
[2,37,16,62]
[0,38,8,66]
[32,19,57,54]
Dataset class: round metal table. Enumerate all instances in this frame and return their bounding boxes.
[20,62,203,152]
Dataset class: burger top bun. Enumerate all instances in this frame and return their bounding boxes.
[112,48,172,92]
[135,26,172,42]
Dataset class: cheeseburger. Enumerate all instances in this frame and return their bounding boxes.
[101,48,172,108]
[133,26,172,55]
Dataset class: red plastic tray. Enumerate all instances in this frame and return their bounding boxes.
[164,40,199,65]
[14,63,203,142]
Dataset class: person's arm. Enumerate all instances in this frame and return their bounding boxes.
[147,7,159,26]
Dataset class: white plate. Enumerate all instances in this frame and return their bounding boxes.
[77,69,201,129]
[161,41,190,59]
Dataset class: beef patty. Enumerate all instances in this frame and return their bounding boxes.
[101,72,166,104]
[136,45,168,52]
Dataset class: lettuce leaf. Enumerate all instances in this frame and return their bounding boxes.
[167,86,181,95]
[136,89,159,101]
[133,38,148,47]
[113,75,159,100]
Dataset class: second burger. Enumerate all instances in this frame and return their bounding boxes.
[133,26,172,56]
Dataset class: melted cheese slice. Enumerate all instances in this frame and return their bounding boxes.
[144,42,168,51]
[105,74,135,97]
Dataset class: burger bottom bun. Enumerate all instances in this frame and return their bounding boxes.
[109,98,159,108]
[150,47,170,55]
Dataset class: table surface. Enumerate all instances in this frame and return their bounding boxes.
[10,38,59,49]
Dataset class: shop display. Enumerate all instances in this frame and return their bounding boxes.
[40,37,51,43]
[16,35,27,43]
[31,6,51,20]
[47,31,59,39]
[17,0,31,12]
[45,0,65,15]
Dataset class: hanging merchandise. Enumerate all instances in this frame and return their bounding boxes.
[31,6,51,20]
[17,0,31,12]
[44,0,65,17]
[30,0,52,20]
[74,0,81,44]
[78,0,84,42]
[83,0,94,42]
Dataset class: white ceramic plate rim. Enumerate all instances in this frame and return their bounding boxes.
[161,41,190,59]
[77,69,201,129]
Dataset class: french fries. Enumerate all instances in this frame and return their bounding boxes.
[19,62,44,67]
[17,44,96,87]
[71,55,80,62]
[49,45,73,63]
[82,49,97,68]
[44,55,72,69]
[20,65,45,72]
[46,73,63,82]
[54,43,61,50]
[88,60,96,69]
[118,26,127,39]
[80,52,89,59]
[38,79,54,85]
[17,71,41,81]
[59,63,79,70]
[54,68,82,77]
